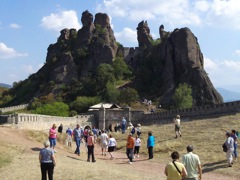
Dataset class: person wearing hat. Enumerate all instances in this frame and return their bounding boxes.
[126,133,135,164]
[182,145,202,180]
[224,132,234,167]
[174,115,182,138]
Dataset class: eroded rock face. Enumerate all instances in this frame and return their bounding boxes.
[19,12,222,106]
[137,21,153,49]
[128,23,223,106]
[81,10,93,26]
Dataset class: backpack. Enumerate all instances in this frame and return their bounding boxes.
[222,143,228,152]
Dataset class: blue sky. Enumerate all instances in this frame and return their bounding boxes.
[0,0,240,92]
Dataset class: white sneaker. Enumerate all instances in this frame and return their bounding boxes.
[137,155,139,158]
[129,161,133,164]
[133,156,135,159]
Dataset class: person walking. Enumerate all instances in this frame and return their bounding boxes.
[108,134,117,159]
[126,133,135,164]
[39,140,56,180]
[99,130,108,156]
[147,131,155,159]
[121,117,127,134]
[224,132,234,167]
[49,124,57,153]
[182,145,202,180]
[174,115,182,138]
[66,127,73,147]
[87,131,96,162]
[164,151,187,180]
[231,130,238,162]
[134,135,141,158]
[73,124,83,156]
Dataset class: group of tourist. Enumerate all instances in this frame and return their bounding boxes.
[39,115,238,180]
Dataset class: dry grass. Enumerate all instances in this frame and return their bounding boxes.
[111,113,240,177]
[0,141,24,168]
[2,113,239,178]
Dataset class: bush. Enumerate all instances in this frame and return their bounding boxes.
[70,96,101,113]
[33,102,69,117]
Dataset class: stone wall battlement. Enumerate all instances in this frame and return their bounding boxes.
[0,104,28,113]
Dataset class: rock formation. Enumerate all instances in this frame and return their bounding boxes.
[8,11,223,107]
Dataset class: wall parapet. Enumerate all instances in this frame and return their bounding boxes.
[0,104,29,113]
[139,100,240,125]
[0,113,96,130]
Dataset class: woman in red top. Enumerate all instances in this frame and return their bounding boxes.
[49,124,57,152]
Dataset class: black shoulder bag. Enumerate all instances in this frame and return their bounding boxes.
[172,160,184,180]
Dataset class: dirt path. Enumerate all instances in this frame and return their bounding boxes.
[0,127,237,180]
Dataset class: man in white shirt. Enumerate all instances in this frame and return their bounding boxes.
[99,130,108,156]
[182,145,202,180]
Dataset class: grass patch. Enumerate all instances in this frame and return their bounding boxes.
[0,141,20,168]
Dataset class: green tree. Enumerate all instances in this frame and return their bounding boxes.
[96,64,116,96]
[112,57,132,80]
[172,83,193,109]
[33,102,69,116]
[118,87,139,106]
[70,96,101,113]
[104,82,120,103]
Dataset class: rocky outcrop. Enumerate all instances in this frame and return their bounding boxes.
[125,24,223,106]
[8,11,223,107]
[137,21,153,49]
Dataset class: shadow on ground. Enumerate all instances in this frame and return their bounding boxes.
[203,160,226,173]
[31,147,41,151]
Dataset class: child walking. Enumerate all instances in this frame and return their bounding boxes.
[134,135,141,158]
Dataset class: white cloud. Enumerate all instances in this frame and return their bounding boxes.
[114,27,137,46]
[96,0,240,29]
[22,65,35,74]
[205,57,240,87]
[9,23,21,29]
[0,42,28,59]
[41,10,81,32]
[234,49,240,56]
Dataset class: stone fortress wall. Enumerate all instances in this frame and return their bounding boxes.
[0,113,96,131]
[0,100,240,131]
[0,104,28,113]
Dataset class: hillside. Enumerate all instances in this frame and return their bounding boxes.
[0,83,11,89]
[2,10,223,108]
[217,88,240,102]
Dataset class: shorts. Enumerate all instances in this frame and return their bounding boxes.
[175,124,180,131]
[49,138,56,147]
[108,146,115,152]
[67,135,72,142]
[101,141,108,148]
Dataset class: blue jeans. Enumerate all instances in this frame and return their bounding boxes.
[126,148,134,162]
[49,138,56,148]
[75,137,81,155]
[122,124,126,134]
[233,143,238,158]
